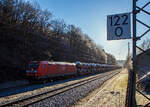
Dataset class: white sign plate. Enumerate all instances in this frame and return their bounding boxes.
[107,13,131,40]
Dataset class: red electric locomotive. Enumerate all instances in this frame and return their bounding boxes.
[26,61,77,80]
[25,61,120,82]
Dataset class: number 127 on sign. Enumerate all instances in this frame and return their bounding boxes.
[107,13,131,40]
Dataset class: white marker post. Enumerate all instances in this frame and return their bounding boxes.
[107,13,131,40]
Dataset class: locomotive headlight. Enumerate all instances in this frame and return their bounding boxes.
[34,70,38,73]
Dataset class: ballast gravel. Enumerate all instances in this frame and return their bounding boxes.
[30,73,117,107]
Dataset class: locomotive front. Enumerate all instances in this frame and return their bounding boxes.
[25,61,40,80]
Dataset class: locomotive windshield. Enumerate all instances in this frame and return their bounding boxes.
[28,64,39,69]
[27,62,39,69]
[26,62,39,73]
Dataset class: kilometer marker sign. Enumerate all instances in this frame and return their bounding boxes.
[107,13,131,40]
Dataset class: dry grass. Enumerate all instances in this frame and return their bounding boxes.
[119,74,128,88]
[72,69,150,107]
[136,92,150,106]
[72,69,128,107]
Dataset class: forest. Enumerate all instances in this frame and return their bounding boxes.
[0,0,117,82]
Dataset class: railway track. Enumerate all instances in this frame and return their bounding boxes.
[0,69,120,107]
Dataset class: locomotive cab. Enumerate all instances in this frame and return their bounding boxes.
[26,61,40,79]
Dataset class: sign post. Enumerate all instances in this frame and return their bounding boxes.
[107,11,137,107]
[107,13,131,40]
[131,0,137,106]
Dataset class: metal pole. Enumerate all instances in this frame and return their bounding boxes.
[132,0,137,106]
[128,42,130,58]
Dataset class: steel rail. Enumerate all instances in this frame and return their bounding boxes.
[0,69,120,107]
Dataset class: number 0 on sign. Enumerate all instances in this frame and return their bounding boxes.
[107,13,131,40]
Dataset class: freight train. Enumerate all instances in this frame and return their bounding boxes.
[25,61,119,82]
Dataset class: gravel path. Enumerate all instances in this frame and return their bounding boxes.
[30,71,119,107]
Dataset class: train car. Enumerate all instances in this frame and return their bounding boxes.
[75,62,103,75]
[75,62,92,75]
[26,61,77,80]
[25,61,120,82]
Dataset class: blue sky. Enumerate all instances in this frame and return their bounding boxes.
[29,0,150,60]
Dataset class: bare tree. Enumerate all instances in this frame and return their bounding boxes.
[106,53,117,65]
[50,19,66,35]
[137,38,150,54]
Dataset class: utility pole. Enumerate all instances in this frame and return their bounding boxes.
[131,0,137,106]
[128,42,130,58]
